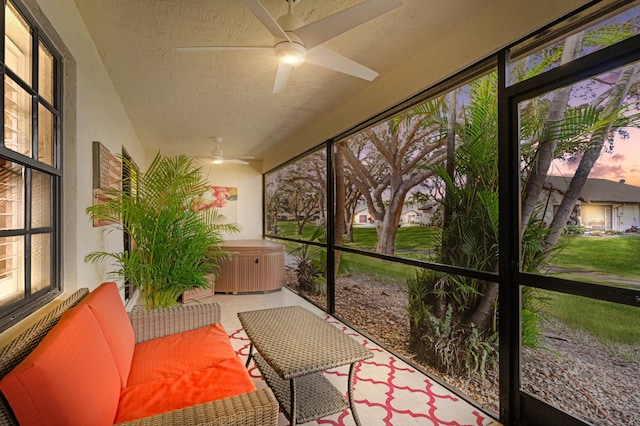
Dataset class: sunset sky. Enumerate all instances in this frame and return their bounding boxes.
[550,127,640,187]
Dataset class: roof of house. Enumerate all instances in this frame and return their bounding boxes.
[545,176,640,203]
[419,202,437,211]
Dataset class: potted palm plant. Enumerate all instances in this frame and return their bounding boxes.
[85,153,238,309]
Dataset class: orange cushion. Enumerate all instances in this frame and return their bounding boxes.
[0,304,120,426]
[127,323,237,386]
[115,357,256,423]
[79,281,135,387]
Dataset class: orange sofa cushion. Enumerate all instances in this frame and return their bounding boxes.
[116,356,256,423]
[127,323,237,386]
[0,304,120,426]
[79,281,135,387]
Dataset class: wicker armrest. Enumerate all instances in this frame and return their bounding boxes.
[128,303,222,343]
[115,388,278,426]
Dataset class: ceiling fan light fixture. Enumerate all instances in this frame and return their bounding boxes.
[275,41,306,66]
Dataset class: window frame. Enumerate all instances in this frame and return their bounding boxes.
[0,0,63,332]
[264,2,640,425]
[500,32,640,425]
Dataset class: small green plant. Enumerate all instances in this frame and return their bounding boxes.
[521,309,542,348]
[290,226,326,293]
[563,224,587,235]
[521,286,550,349]
[607,345,640,363]
[313,276,327,296]
[464,326,498,379]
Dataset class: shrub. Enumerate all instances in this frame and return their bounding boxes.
[406,268,498,378]
[563,225,587,235]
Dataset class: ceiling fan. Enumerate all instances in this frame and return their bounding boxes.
[198,137,255,165]
[177,0,403,93]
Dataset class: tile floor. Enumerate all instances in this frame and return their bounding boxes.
[193,287,501,426]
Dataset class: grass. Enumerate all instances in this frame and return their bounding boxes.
[542,290,640,346]
[277,222,640,279]
[275,220,639,346]
[274,221,441,251]
[345,225,441,251]
[341,251,416,283]
[275,224,417,283]
[274,221,319,240]
[550,234,640,279]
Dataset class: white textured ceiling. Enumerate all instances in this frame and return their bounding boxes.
[72,0,495,164]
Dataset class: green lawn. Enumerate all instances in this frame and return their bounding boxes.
[275,221,640,283]
[274,222,438,280]
[550,234,640,279]
[542,290,640,346]
[341,251,416,283]
[275,220,639,346]
[274,221,318,240]
[345,225,441,251]
[273,221,440,250]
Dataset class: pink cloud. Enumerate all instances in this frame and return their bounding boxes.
[609,153,626,162]
[549,133,640,186]
[589,163,626,179]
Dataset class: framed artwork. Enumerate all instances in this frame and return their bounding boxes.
[191,186,238,224]
[91,141,121,227]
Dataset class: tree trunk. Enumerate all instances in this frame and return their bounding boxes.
[341,119,445,255]
[544,63,640,249]
[375,194,406,254]
[442,90,457,230]
[296,219,306,235]
[345,186,360,242]
[466,281,499,332]
[520,32,584,236]
[334,143,346,275]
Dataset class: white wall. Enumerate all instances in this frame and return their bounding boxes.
[24,0,146,294]
[197,162,264,240]
[619,204,639,230]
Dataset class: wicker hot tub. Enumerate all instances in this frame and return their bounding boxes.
[215,239,285,294]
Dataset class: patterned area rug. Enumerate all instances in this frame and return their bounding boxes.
[228,314,499,426]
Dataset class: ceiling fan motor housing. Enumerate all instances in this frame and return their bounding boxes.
[277,12,305,31]
[275,13,306,65]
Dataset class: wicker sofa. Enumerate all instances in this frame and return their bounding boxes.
[0,283,278,426]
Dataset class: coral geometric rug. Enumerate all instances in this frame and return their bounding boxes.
[228,314,500,426]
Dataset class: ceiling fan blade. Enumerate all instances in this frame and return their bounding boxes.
[226,159,251,165]
[225,155,256,160]
[306,46,378,81]
[176,46,272,52]
[242,0,290,41]
[294,0,403,50]
[273,62,294,94]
